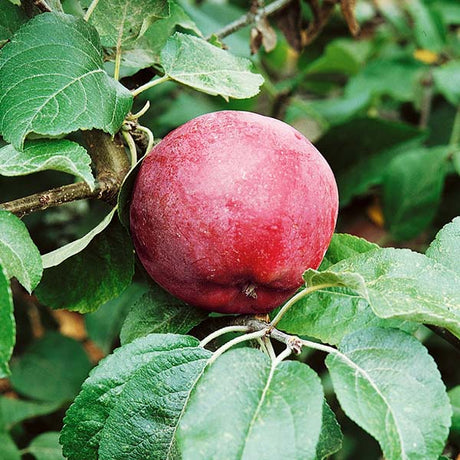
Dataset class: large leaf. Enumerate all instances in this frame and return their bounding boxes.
[9,331,92,404]
[326,327,451,460]
[120,283,208,345]
[0,139,94,188]
[36,218,134,313]
[178,348,324,460]
[330,248,460,338]
[0,264,14,378]
[0,396,61,431]
[426,217,460,276]
[382,146,448,240]
[27,432,64,460]
[315,118,425,206]
[274,286,414,345]
[97,345,210,459]
[82,0,169,48]
[160,32,264,100]
[85,281,149,353]
[319,233,379,270]
[0,13,132,149]
[41,208,116,269]
[60,334,210,460]
[0,209,42,293]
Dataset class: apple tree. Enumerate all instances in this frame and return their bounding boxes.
[0,0,459,459]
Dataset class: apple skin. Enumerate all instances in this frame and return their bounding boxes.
[130,111,338,314]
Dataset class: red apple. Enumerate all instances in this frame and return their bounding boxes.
[130,111,338,314]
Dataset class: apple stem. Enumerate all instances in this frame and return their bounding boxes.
[208,330,266,364]
[200,325,251,348]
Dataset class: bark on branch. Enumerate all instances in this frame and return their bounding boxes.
[0,131,130,218]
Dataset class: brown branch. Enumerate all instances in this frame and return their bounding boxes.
[31,0,53,12]
[0,131,130,218]
[419,70,434,129]
[206,0,296,40]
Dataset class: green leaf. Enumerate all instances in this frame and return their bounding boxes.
[426,217,460,276]
[10,331,92,403]
[120,283,208,345]
[0,396,61,431]
[448,386,460,433]
[107,0,201,76]
[274,286,414,345]
[315,401,343,460]
[0,209,42,293]
[382,146,448,240]
[41,208,116,269]
[303,268,369,300]
[326,327,451,460]
[319,233,379,270]
[36,218,134,313]
[160,32,264,100]
[86,281,149,353]
[315,118,425,206]
[27,432,64,460]
[0,264,14,378]
[0,13,132,149]
[178,348,324,460]
[0,139,95,188]
[0,432,21,460]
[98,344,210,459]
[330,248,460,338]
[0,0,28,46]
[82,0,169,48]
[406,0,446,52]
[433,61,460,106]
[60,334,210,460]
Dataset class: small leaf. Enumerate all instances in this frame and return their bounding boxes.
[0,396,61,431]
[0,209,42,293]
[41,208,116,268]
[319,233,379,270]
[36,218,134,313]
[85,281,149,353]
[81,0,170,48]
[426,217,460,276]
[27,432,64,460]
[303,268,369,300]
[330,248,460,338]
[60,334,208,460]
[0,264,15,378]
[0,0,28,46]
[448,386,460,433]
[382,146,448,240]
[0,13,132,149]
[0,432,21,460]
[161,32,264,100]
[178,348,324,460]
[326,327,451,460]
[315,401,343,460]
[10,331,92,404]
[98,344,210,459]
[0,139,95,189]
[120,283,208,345]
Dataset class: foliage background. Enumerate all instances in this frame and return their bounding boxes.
[0,0,459,458]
